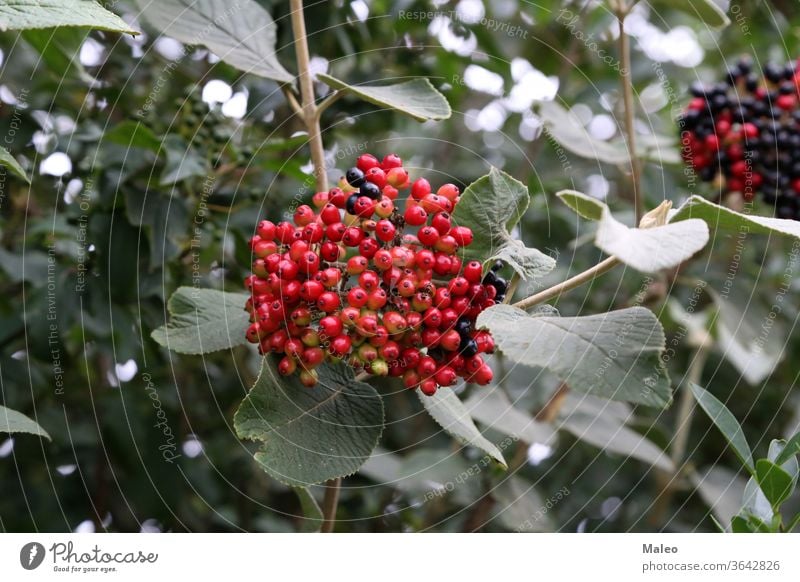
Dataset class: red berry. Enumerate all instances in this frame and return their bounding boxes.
[430,212,452,234]
[437,183,459,201]
[375,219,396,242]
[357,153,380,172]
[419,379,437,396]
[303,222,324,243]
[434,366,457,387]
[411,178,431,200]
[359,270,380,290]
[319,315,344,338]
[359,237,380,259]
[347,255,369,275]
[257,220,276,240]
[330,335,352,357]
[386,166,409,188]
[328,187,347,207]
[367,289,388,310]
[404,205,427,226]
[381,153,402,169]
[373,249,393,271]
[418,226,440,247]
[293,204,314,226]
[317,291,340,313]
[300,280,324,302]
[366,167,387,188]
[471,364,493,385]
[463,260,483,283]
[342,226,365,247]
[440,329,461,351]
[320,203,341,224]
[278,356,297,375]
[325,222,346,242]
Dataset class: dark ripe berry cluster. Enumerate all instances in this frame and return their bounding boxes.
[243,153,497,395]
[678,56,800,219]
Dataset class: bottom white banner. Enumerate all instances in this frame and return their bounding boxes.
[0,533,797,581]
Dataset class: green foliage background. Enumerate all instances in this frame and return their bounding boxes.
[1,0,800,532]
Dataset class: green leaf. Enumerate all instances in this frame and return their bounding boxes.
[689,383,754,474]
[105,121,162,153]
[0,146,30,183]
[159,135,207,186]
[293,487,323,533]
[556,189,605,221]
[451,167,555,281]
[595,209,709,273]
[417,389,506,467]
[669,195,800,239]
[22,28,94,83]
[0,0,138,34]
[234,360,384,487]
[0,405,50,440]
[539,101,630,165]
[730,515,752,533]
[317,74,451,121]
[774,432,800,466]
[478,304,671,408]
[755,459,794,509]
[557,190,709,273]
[134,0,292,83]
[463,389,555,445]
[151,287,251,355]
[741,477,775,525]
[767,439,798,490]
[652,0,730,27]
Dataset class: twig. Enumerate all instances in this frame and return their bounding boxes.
[512,256,620,310]
[321,478,341,533]
[316,91,342,118]
[616,2,644,222]
[281,85,304,118]
[289,0,328,193]
[670,346,710,471]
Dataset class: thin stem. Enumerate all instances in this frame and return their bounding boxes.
[289,0,327,192]
[616,4,644,222]
[281,85,304,118]
[512,256,620,310]
[316,91,342,119]
[670,346,710,469]
[321,478,341,533]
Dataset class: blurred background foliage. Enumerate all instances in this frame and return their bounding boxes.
[1,0,800,532]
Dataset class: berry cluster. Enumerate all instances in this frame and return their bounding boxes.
[244,153,500,395]
[678,57,800,219]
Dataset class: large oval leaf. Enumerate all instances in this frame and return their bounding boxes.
[0,405,50,440]
[557,190,709,273]
[0,0,138,34]
[151,287,251,355]
[477,304,671,408]
[135,0,292,83]
[317,74,451,121]
[669,195,800,239]
[234,360,384,487]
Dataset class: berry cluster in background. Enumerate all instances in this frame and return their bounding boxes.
[244,153,501,395]
[678,57,800,219]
